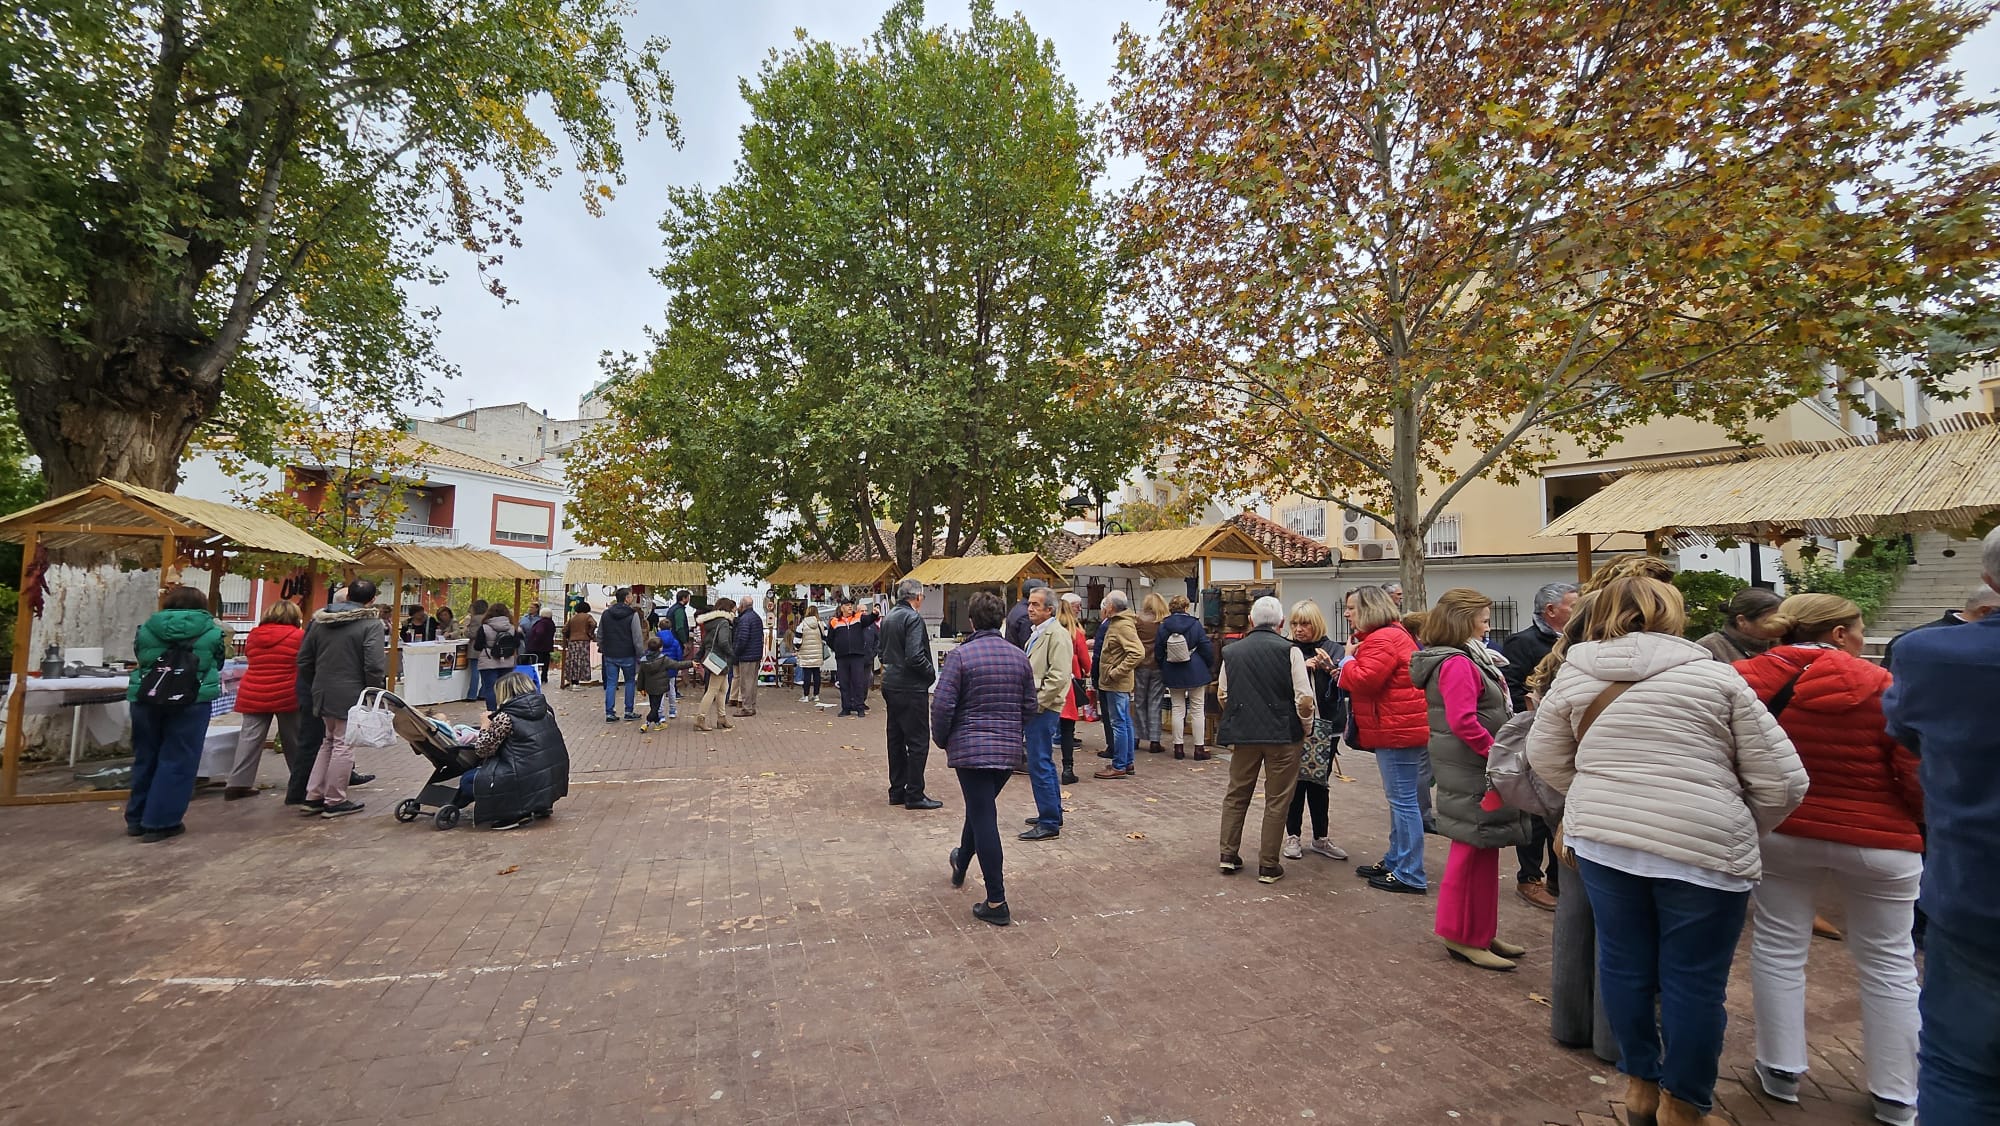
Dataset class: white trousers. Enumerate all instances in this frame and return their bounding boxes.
[1750,831,1922,1104]
[1166,686,1205,746]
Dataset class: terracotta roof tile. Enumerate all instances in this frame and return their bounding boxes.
[1225,511,1333,568]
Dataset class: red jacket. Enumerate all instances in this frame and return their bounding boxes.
[1062,626,1093,720]
[234,621,303,715]
[1736,646,1923,852]
[1342,623,1429,748]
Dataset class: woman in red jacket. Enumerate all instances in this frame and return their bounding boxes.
[1343,585,1433,894]
[1055,600,1093,786]
[225,600,306,801]
[1737,593,1922,1126]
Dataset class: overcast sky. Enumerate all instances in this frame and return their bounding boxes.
[408,1,2000,423]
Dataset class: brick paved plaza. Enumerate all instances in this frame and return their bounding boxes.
[0,689,1888,1125]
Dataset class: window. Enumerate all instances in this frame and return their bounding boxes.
[491,496,555,546]
[1425,513,1461,558]
[1279,504,1326,540]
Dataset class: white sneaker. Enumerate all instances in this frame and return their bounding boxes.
[1754,1062,1801,1104]
[800,694,811,703]
[1309,838,1349,861]
[1281,834,1303,860]
[1872,1096,1916,1126]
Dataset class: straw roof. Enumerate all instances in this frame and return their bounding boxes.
[0,479,357,563]
[766,559,900,587]
[904,552,1064,587]
[360,544,541,582]
[1539,413,2000,541]
[564,558,709,588]
[1067,524,1272,569]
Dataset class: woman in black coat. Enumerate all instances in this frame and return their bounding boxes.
[457,671,570,829]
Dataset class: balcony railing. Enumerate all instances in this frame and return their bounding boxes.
[391,521,456,543]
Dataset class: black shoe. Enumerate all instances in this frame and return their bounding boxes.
[1061,771,1079,785]
[949,847,968,888]
[889,795,906,807]
[139,825,185,844]
[623,713,641,721]
[1095,749,1113,759]
[1025,816,1042,826]
[493,816,531,830]
[1257,864,1284,884]
[1219,852,1243,874]
[604,714,619,723]
[299,800,326,815]
[972,901,1011,927]
[1019,824,1060,841]
[1368,873,1426,895]
[903,796,942,811]
[348,772,375,787]
[1355,863,1388,879]
[124,823,144,837]
[319,800,366,818]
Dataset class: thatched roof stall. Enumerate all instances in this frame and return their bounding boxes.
[904,552,1065,593]
[562,558,709,591]
[358,545,546,690]
[0,480,358,805]
[766,559,900,589]
[1538,413,2000,581]
[1066,524,1276,587]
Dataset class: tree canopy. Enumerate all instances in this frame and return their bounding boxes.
[1107,0,2000,604]
[566,0,1149,575]
[0,1,676,495]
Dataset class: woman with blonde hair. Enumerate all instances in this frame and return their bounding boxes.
[1135,591,1171,755]
[1736,594,1921,1125]
[1155,593,1216,759]
[1055,598,1092,785]
[1283,599,1348,862]
[459,670,570,829]
[1529,577,1806,1126]
[1345,584,1432,893]
[1410,588,1535,970]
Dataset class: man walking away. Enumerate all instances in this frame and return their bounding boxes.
[1093,591,1144,779]
[1021,587,1072,840]
[597,587,645,722]
[1006,578,1048,649]
[730,595,766,716]
[1216,596,1315,883]
[880,579,941,809]
[1883,526,2000,1126]
[296,580,385,819]
[1500,581,1578,912]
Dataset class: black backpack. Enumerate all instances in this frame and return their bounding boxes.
[139,643,204,707]
[484,622,521,659]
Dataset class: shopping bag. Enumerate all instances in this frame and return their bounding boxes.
[344,688,400,750]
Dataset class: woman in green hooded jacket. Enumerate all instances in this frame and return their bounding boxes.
[124,585,228,842]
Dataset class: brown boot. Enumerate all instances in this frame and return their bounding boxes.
[1658,1090,1726,1126]
[1191,746,1211,760]
[1624,1076,1660,1126]
[1173,743,1185,759]
[694,717,710,732]
[717,718,734,730]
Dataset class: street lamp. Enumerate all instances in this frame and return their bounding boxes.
[1064,487,1111,538]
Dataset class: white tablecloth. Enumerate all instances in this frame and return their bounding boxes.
[5,675,132,746]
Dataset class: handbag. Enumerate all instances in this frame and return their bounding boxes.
[702,649,729,676]
[1484,711,1563,818]
[1301,717,1339,784]
[344,688,400,750]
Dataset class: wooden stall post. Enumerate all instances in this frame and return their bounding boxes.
[1575,534,1592,585]
[390,563,406,691]
[2,529,39,802]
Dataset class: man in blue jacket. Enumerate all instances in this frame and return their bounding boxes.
[1883,526,2000,1126]
[729,595,766,717]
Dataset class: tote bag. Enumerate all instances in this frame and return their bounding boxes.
[1300,717,1340,785]
[344,688,400,750]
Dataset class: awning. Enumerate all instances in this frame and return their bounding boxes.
[904,552,1064,588]
[564,558,709,588]
[0,479,357,564]
[1538,413,2000,541]
[359,545,541,582]
[767,559,899,587]
[1066,524,1273,569]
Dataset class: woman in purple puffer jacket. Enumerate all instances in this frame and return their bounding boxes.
[930,590,1036,927]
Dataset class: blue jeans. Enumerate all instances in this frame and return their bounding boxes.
[1104,690,1135,771]
[477,667,505,711]
[1372,747,1429,889]
[457,766,478,805]
[1577,856,1750,1114]
[1920,924,2000,1125]
[602,657,637,716]
[1025,708,1062,827]
[126,702,211,832]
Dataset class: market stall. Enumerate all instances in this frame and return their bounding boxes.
[766,558,899,600]
[0,479,357,805]
[563,558,708,609]
[358,544,542,701]
[1065,524,1276,618]
[903,552,1065,665]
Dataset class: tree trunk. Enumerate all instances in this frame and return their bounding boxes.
[1390,403,1428,609]
[8,333,220,495]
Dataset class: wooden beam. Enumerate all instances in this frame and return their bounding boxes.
[0,788,130,807]
[3,529,38,801]
[1644,531,1661,556]
[1576,534,1592,585]
[389,565,406,692]
[23,523,190,539]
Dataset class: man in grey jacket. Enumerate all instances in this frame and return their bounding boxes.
[296,580,387,818]
[880,578,940,810]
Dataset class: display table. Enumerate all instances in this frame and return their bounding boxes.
[1,675,131,765]
[197,724,242,778]
[398,641,470,706]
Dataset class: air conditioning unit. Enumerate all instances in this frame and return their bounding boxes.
[1342,510,1397,558]
[1357,540,1399,561]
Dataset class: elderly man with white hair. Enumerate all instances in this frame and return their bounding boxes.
[1883,583,2000,670]
[1884,525,2000,1125]
[1216,595,1316,883]
[1092,590,1145,779]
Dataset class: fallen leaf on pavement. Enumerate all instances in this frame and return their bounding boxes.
[1125,832,1147,841]
[497,865,520,876]
[1144,797,1159,803]
[759,771,777,778]
[1527,992,1550,1007]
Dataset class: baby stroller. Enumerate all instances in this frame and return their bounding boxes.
[382,691,480,830]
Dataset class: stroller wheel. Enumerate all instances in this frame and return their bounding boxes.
[394,799,423,823]
[434,805,461,830]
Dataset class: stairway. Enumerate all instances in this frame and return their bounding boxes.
[1865,531,1989,657]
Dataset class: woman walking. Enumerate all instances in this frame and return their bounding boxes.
[561,601,595,689]
[1410,588,1536,971]
[794,605,827,705]
[932,591,1034,926]
[225,600,305,801]
[1695,587,1783,664]
[1529,577,1806,1126]
[473,603,518,710]
[124,586,230,842]
[693,598,737,732]
[1343,585,1432,894]
[1155,595,1215,759]
[1738,594,1923,1126]
[1056,598,1092,785]
[1134,592,1169,755]
[1284,599,1349,863]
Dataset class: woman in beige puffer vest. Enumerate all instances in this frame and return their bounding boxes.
[1526,577,1805,1126]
